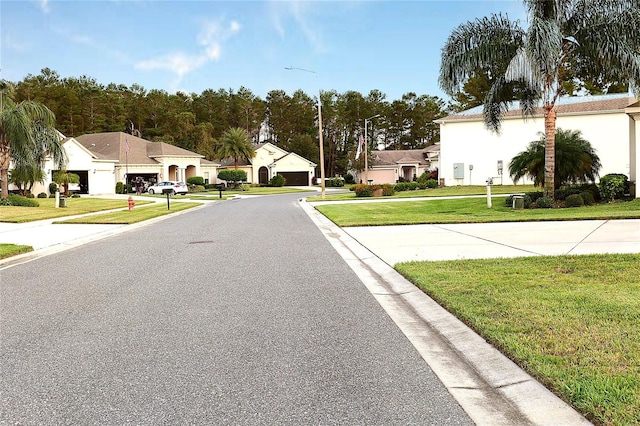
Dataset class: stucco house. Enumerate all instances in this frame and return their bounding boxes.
[355,144,439,184]
[436,93,639,198]
[31,132,219,195]
[218,142,317,186]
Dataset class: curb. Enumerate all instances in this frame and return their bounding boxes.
[299,199,591,425]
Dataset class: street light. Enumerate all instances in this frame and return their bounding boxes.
[364,114,380,184]
[284,66,326,199]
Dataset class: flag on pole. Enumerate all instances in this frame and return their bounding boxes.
[355,135,364,160]
[125,137,130,153]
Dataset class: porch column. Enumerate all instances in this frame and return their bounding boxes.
[626,104,640,198]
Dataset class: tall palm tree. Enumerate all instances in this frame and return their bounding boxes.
[219,127,256,169]
[439,0,640,199]
[1,81,62,198]
[509,128,601,188]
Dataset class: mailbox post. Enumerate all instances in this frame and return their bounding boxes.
[162,188,173,210]
[486,177,493,208]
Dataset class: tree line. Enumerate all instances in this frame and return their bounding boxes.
[12,68,447,178]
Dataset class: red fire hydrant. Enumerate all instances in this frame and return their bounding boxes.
[128,196,135,211]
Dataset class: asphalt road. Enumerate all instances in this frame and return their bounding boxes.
[0,193,472,425]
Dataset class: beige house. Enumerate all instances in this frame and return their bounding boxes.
[436,93,639,197]
[219,142,317,186]
[32,132,219,195]
[355,144,439,184]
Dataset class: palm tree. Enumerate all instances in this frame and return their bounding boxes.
[439,0,640,199]
[1,81,62,198]
[52,170,80,196]
[509,128,601,188]
[218,127,256,169]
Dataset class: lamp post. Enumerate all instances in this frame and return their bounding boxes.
[364,114,380,184]
[284,66,326,199]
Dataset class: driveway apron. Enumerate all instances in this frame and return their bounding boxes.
[0,193,472,425]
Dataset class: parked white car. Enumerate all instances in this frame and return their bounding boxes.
[147,181,188,195]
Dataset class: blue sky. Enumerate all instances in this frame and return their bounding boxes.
[1,0,526,102]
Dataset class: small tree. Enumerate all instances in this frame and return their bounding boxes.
[218,169,247,189]
[509,129,600,189]
[53,170,80,196]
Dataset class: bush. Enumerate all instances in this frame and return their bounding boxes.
[5,194,40,207]
[425,178,438,189]
[218,169,247,184]
[49,194,56,198]
[344,173,355,184]
[49,182,58,194]
[326,177,345,187]
[115,182,124,194]
[416,172,431,184]
[525,191,544,203]
[381,184,395,196]
[270,175,286,187]
[37,192,47,198]
[26,193,35,198]
[354,184,373,197]
[394,182,410,192]
[565,193,584,207]
[580,191,595,206]
[71,193,80,198]
[599,173,628,202]
[187,176,205,186]
[188,184,206,193]
[535,196,553,209]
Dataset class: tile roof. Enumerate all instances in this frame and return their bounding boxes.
[372,146,438,166]
[438,93,637,122]
[75,132,203,165]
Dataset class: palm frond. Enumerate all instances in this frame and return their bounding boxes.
[439,14,524,96]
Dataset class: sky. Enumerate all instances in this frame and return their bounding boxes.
[1,0,527,103]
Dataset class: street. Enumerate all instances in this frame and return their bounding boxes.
[1,193,472,424]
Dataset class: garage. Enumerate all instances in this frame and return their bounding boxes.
[277,172,309,186]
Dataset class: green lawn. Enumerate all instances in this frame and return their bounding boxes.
[0,243,33,259]
[0,198,154,223]
[396,254,640,426]
[56,202,200,224]
[316,197,640,227]
[307,184,535,202]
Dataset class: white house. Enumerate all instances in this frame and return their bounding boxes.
[436,93,639,197]
[218,142,317,186]
[30,132,220,195]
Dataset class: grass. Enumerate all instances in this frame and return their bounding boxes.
[395,254,640,426]
[56,201,200,224]
[0,198,153,223]
[316,197,640,227]
[306,184,535,202]
[0,243,33,259]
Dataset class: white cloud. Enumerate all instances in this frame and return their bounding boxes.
[135,17,241,87]
[38,0,50,13]
[267,0,326,53]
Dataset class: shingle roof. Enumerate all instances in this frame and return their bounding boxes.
[372,146,438,166]
[75,132,203,165]
[438,93,636,122]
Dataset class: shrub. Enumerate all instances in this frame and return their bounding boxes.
[49,194,56,198]
[525,191,544,203]
[416,172,430,184]
[326,177,345,187]
[565,194,584,207]
[115,182,124,194]
[270,175,286,187]
[188,184,206,193]
[26,193,35,198]
[407,182,418,190]
[71,193,80,198]
[535,196,553,209]
[344,173,355,184]
[580,191,595,206]
[426,178,438,188]
[381,184,395,196]
[37,192,47,198]
[6,194,40,207]
[49,182,58,194]
[218,169,247,183]
[599,173,628,202]
[394,182,409,192]
[187,176,205,186]
[354,184,373,197]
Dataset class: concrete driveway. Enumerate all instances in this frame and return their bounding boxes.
[343,219,640,265]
